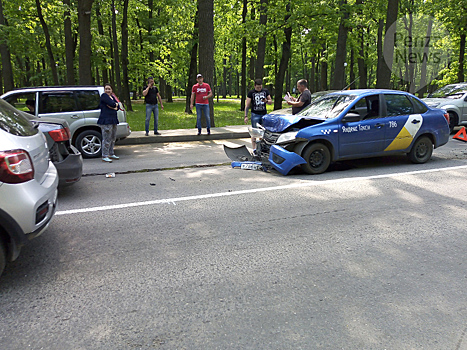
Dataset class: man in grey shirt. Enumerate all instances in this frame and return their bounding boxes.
[287,79,312,114]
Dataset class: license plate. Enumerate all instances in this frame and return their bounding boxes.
[241,163,261,170]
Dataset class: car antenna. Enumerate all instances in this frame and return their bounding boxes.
[341,77,359,91]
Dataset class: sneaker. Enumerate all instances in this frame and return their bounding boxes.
[207,128,211,135]
[109,155,119,160]
[197,129,201,135]
[154,131,161,135]
[102,157,112,163]
[145,132,149,136]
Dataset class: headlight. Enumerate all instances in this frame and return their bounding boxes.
[276,131,298,144]
[248,126,264,138]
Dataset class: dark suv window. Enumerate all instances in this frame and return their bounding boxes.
[76,90,100,110]
[0,99,37,136]
[39,92,77,113]
[384,94,414,116]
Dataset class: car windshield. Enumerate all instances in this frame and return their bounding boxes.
[429,84,467,98]
[297,94,357,119]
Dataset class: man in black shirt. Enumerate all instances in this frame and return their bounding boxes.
[143,76,164,136]
[287,79,312,114]
[244,78,272,150]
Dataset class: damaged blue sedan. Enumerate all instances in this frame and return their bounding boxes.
[232,90,450,175]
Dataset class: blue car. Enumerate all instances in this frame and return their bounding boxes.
[255,89,450,175]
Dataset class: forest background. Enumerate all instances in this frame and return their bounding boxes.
[0,0,465,127]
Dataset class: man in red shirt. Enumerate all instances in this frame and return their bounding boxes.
[190,74,213,135]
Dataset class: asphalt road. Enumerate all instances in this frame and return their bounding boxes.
[1,138,467,349]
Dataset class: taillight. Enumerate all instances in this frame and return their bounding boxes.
[444,113,450,124]
[48,127,70,142]
[0,149,34,183]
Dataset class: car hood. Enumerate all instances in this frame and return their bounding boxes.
[423,98,451,107]
[262,113,325,132]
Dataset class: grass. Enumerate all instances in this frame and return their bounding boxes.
[125,97,289,131]
[126,97,245,131]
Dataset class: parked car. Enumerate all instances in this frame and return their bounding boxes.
[29,115,82,186]
[1,86,131,158]
[0,98,58,277]
[250,89,450,175]
[423,83,467,132]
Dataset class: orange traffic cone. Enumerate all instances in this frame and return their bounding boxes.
[453,127,467,142]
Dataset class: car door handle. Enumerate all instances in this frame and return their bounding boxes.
[375,123,384,128]
[411,119,420,124]
[71,115,80,119]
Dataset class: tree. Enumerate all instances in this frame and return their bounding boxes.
[0,0,13,92]
[78,0,94,85]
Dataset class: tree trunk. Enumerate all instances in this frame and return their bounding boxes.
[358,27,368,88]
[36,0,59,85]
[121,0,132,111]
[458,33,466,83]
[96,2,109,84]
[0,0,13,93]
[274,2,292,110]
[111,0,122,96]
[376,0,399,88]
[222,57,227,98]
[255,0,268,79]
[64,0,75,85]
[332,0,349,90]
[185,12,198,114]
[240,0,247,110]
[320,44,328,91]
[198,0,215,126]
[78,0,94,85]
[418,18,433,97]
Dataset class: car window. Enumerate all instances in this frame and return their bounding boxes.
[299,94,356,119]
[410,96,428,114]
[39,93,77,114]
[384,94,414,117]
[0,99,37,136]
[3,92,36,114]
[76,90,100,110]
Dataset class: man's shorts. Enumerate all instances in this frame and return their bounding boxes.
[251,112,263,128]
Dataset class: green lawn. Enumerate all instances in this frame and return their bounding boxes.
[125,97,288,131]
[126,98,245,131]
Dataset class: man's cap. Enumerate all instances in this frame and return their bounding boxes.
[147,76,154,80]
[196,74,203,78]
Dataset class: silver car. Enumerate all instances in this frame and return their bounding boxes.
[0,99,58,277]
[1,86,131,158]
[423,83,467,132]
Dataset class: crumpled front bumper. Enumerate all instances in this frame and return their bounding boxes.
[268,145,306,175]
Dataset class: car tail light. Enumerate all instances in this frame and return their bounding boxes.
[444,113,450,124]
[0,149,34,183]
[48,127,70,142]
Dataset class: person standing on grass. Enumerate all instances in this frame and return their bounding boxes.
[143,76,164,136]
[98,83,120,163]
[190,74,213,135]
[244,78,272,150]
[287,79,312,115]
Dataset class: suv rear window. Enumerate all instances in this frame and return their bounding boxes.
[76,90,100,110]
[0,99,37,136]
[40,92,77,113]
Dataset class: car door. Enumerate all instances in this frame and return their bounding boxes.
[38,91,84,137]
[338,94,386,157]
[382,93,421,152]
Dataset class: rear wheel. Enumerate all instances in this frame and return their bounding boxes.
[75,130,102,158]
[448,111,458,134]
[408,136,433,164]
[0,239,6,278]
[301,143,331,175]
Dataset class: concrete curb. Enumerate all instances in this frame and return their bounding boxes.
[117,126,250,145]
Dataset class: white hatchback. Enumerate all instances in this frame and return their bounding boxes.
[0,99,58,277]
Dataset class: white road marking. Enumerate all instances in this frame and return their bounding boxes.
[56,164,467,216]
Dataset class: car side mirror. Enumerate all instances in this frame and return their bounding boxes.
[464,96,467,102]
[342,112,361,123]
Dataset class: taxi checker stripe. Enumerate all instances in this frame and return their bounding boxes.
[384,114,423,151]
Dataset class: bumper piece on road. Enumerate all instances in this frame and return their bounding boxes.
[269,145,306,175]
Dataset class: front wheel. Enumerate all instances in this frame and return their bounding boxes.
[448,111,458,134]
[408,136,433,164]
[301,143,331,175]
[75,130,102,158]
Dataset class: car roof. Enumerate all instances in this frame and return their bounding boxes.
[328,89,412,97]
[1,86,103,95]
